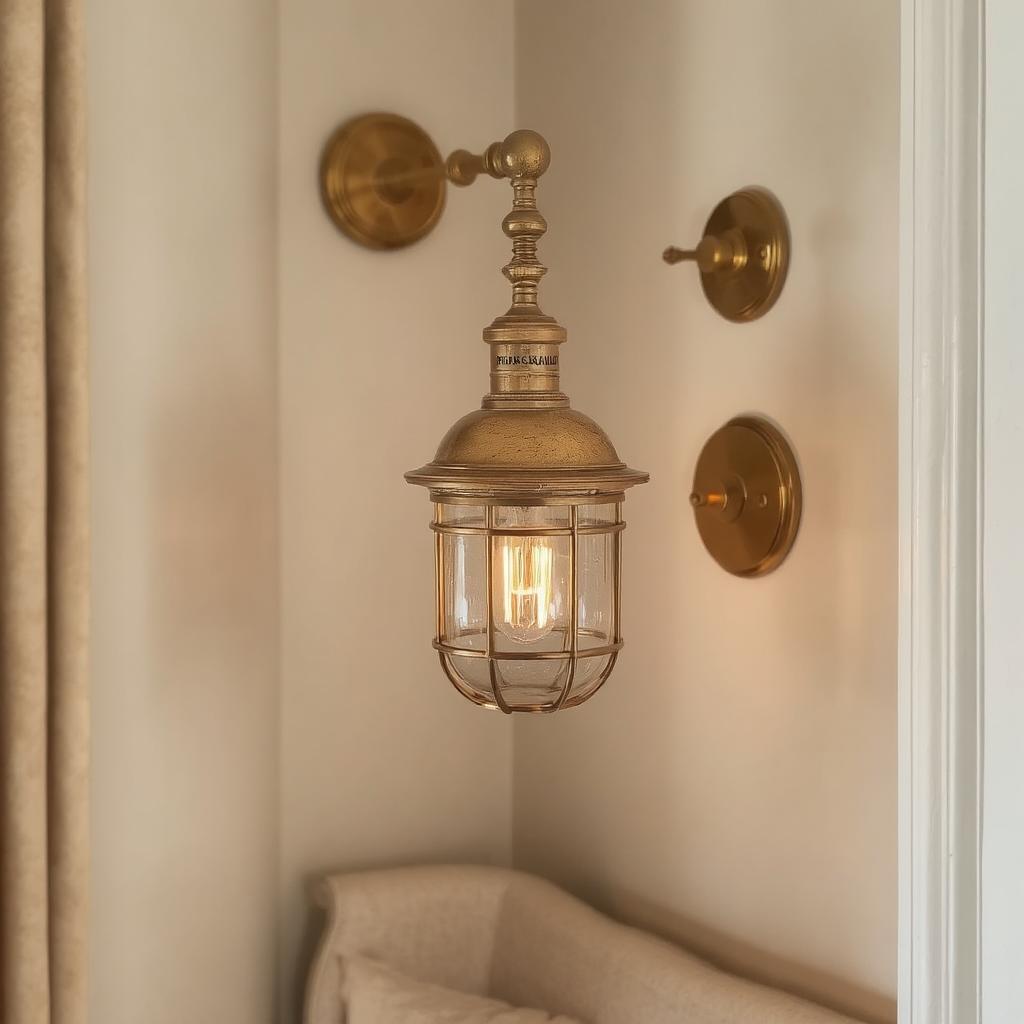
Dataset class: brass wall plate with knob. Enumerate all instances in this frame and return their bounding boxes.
[663,188,790,322]
[690,416,801,576]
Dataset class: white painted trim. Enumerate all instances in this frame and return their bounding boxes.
[898,1,984,1022]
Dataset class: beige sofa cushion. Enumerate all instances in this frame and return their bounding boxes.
[343,956,582,1024]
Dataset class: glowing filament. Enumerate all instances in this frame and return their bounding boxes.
[497,537,554,644]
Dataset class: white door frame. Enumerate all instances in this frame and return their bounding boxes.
[899,0,984,1022]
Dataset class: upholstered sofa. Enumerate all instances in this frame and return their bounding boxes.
[304,865,864,1024]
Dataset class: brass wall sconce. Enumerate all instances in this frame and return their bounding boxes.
[663,187,789,322]
[690,417,801,576]
[321,112,648,713]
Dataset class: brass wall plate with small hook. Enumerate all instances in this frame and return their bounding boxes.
[690,417,801,576]
[664,188,790,322]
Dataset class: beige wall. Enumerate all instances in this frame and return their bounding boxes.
[277,1,515,1018]
[89,2,898,1021]
[87,1,280,1023]
[511,3,898,1023]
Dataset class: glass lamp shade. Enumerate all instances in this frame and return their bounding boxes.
[432,501,623,712]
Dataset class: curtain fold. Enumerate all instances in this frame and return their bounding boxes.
[0,0,89,1022]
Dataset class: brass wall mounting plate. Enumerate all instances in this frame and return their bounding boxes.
[690,416,801,577]
[320,112,445,249]
[663,187,790,322]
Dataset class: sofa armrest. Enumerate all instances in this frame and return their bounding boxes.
[304,864,516,1024]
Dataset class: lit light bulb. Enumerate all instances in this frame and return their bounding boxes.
[495,535,555,644]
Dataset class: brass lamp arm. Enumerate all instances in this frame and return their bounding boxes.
[320,115,563,390]
[446,147,501,187]
[320,112,555,263]
[350,132,550,194]
[440,130,561,348]
[321,113,562,379]
[445,129,550,189]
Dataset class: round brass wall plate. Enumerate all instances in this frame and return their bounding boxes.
[700,188,789,322]
[690,416,801,577]
[320,112,446,249]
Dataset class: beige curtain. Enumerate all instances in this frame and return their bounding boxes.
[0,0,89,1021]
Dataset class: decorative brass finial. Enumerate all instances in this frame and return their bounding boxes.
[319,114,556,259]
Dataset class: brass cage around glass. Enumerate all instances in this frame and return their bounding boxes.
[432,500,624,713]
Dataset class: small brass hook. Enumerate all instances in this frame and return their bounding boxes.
[661,187,790,323]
